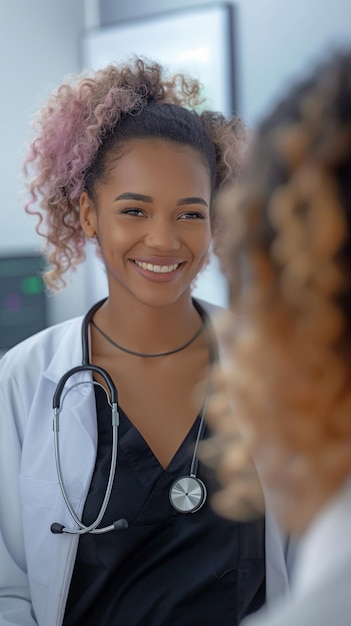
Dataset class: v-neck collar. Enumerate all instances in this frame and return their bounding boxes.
[93,298,219,475]
[95,384,203,477]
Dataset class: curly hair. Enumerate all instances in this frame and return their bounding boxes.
[23,57,245,290]
[213,50,351,531]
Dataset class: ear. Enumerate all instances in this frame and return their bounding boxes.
[79,191,97,238]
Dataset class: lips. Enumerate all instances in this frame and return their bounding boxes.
[131,258,185,282]
[134,260,180,274]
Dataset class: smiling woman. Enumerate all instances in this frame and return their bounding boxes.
[79,138,211,310]
[0,57,291,626]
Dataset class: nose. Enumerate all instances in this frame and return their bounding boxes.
[144,217,180,251]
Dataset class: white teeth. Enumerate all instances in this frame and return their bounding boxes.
[135,261,179,273]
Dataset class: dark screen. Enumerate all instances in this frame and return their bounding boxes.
[0,254,48,351]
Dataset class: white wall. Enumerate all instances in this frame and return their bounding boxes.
[100,0,351,125]
[237,0,351,126]
[2,0,351,324]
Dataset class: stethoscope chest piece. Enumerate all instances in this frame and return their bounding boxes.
[169,476,207,513]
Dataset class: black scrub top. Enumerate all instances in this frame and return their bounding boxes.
[64,302,265,625]
[63,384,265,626]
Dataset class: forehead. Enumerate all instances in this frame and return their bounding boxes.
[103,138,212,193]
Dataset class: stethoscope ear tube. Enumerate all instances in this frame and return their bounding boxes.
[52,387,120,534]
[50,518,128,534]
[51,332,121,534]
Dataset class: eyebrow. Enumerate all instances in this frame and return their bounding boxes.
[114,192,208,207]
[115,192,152,203]
[177,197,208,207]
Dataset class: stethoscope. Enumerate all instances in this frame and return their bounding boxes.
[50,299,209,536]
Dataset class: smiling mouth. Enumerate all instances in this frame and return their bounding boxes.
[134,260,180,274]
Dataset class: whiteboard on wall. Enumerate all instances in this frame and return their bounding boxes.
[81,4,234,307]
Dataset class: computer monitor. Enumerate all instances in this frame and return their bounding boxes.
[0,253,48,353]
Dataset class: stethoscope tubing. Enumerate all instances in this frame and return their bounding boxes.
[51,301,121,534]
[53,389,119,534]
[51,298,216,533]
[53,364,118,409]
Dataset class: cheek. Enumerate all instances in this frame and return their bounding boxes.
[194,223,212,251]
[94,230,124,267]
[187,231,211,271]
[97,220,131,250]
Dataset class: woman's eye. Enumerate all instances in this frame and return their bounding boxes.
[179,211,207,220]
[120,208,145,217]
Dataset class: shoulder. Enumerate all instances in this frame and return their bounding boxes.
[196,298,226,317]
[195,297,243,326]
[0,316,84,440]
[0,316,83,378]
[195,298,230,329]
[195,298,245,355]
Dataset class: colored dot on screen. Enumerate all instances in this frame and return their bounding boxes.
[5,293,22,312]
[21,276,44,295]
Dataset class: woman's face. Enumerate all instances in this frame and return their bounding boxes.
[80,138,212,308]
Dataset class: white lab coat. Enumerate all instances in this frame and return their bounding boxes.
[0,300,292,626]
[242,477,351,626]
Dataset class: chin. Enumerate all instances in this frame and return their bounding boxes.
[134,287,191,308]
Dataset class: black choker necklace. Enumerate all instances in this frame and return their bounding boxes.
[90,317,206,357]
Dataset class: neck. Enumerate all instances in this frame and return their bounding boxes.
[93,293,203,355]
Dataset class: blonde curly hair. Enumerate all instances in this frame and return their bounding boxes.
[210,50,351,533]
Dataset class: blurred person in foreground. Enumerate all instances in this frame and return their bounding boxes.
[204,50,351,626]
